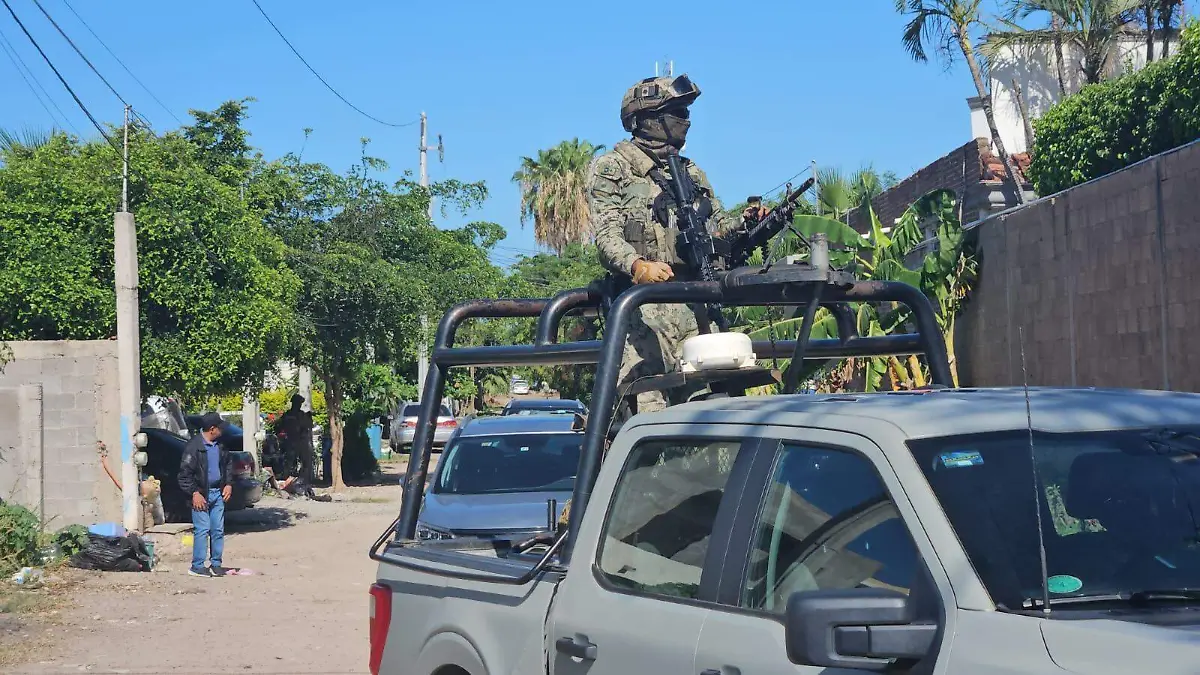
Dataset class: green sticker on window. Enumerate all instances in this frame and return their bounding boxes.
[1046,575,1083,594]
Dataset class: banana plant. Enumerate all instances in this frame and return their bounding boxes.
[732,189,976,392]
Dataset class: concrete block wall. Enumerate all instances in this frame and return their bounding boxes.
[958,140,1200,392]
[0,341,121,527]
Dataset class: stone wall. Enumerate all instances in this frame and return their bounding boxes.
[957,139,1200,391]
[0,341,121,526]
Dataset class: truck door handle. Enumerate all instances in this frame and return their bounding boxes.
[555,636,597,660]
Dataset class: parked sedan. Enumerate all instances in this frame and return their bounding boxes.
[500,398,587,417]
[390,402,457,453]
[414,415,581,544]
[141,428,263,523]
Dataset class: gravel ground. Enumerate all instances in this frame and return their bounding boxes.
[4,464,414,675]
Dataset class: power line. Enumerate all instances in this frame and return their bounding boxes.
[249,0,418,128]
[1,0,121,153]
[31,0,128,107]
[60,0,183,126]
[0,26,71,131]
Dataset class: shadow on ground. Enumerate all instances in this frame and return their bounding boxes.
[225,506,306,533]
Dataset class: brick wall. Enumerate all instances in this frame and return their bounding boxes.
[849,140,985,232]
[957,139,1200,391]
[0,341,121,525]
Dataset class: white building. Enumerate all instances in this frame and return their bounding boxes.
[978,33,1179,155]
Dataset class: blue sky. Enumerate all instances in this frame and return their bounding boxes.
[0,0,996,267]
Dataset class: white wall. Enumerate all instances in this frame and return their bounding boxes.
[981,34,1178,154]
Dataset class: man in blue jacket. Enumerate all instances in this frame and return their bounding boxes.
[179,412,232,577]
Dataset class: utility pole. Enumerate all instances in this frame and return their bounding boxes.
[115,104,141,532]
[417,112,443,403]
[298,366,312,412]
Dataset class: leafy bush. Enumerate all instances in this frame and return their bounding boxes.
[1029,20,1200,195]
[0,503,42,575]
[54,524,90,559]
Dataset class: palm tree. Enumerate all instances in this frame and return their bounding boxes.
[0,126,54,159]
[990,1,1141,86]
[895,0,1029,205]
[814,166,892,221]
[512,138,604,254]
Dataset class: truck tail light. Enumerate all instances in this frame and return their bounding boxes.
[369,583,391,675]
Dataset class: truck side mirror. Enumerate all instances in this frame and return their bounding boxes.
[784,589,938,671]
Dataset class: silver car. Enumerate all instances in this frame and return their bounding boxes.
[414,415,581,543]
[391,402,456,453]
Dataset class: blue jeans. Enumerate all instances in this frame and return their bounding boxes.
[191,487,225,571]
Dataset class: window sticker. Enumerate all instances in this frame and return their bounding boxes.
[935,450,984,470]
[1046,575,1083,594]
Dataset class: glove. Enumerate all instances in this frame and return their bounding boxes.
[632,259,674,284]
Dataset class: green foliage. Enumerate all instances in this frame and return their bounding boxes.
[0,108,300,400]
[0,503,41,576]
[513,139,604,253]
[738,190,976,392]
[53,524,89,559]
[1028,20,1200,194]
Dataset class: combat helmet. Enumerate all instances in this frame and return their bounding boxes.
[620,74,700,132]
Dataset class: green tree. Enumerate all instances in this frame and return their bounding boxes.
[275,141,505,490]
[896,0,1029,204]
[512,138,605,253]
[0,113,300,400]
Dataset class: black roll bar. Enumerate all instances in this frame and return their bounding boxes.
[390,274,952,562]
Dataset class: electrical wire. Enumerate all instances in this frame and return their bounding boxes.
[760,165,812,200]
[1,0,122,155]
[59,0,183,126]
[31,0,129,110]
[249,0,418,128]
[0,25,69,131]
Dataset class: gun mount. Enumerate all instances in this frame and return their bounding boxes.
[392,254,952,566]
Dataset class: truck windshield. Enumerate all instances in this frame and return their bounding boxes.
[908,427,1200,611]
[433,433,582,495]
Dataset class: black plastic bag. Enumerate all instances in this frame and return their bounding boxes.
[68,533,151,572]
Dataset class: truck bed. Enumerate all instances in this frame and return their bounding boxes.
[375,539,563,675]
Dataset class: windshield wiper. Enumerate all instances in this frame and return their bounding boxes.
[1022,589,1200,609]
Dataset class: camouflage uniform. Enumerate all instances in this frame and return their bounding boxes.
[588,139,738,413]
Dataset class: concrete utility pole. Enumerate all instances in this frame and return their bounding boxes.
[417,113,443,401]
[298,366,312,412]
[115,104,141,532]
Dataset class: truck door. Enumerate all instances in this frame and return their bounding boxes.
[692,433,947,675]
[548,436,766,675]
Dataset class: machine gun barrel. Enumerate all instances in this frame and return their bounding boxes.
[665,153,730,332]
[730,176,815,268]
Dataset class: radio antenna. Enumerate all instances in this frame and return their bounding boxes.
[1020,326,1052,616]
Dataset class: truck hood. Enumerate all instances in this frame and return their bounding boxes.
[1042,615,1200,674]
[419,490,571,534]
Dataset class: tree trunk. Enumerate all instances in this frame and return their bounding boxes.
[1146,2,1156,62]
[325,375,346,492]
[1051,16,1068,97]
[1160,0,1176,58]
[1012,79,1036,152]
[959,32,1028,205]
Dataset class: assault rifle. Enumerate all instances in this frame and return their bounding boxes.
[664,152,730,332]
[727,177,815,269]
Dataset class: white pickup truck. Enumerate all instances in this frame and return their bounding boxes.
[372,387,1200,674]
[370,263,1200,675]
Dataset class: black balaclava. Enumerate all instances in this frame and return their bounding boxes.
[632,106,690,161]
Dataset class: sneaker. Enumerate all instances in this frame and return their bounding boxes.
[187,567,212,578]
[210,566,229,578]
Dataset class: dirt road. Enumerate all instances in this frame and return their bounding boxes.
[7,472,406,675]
